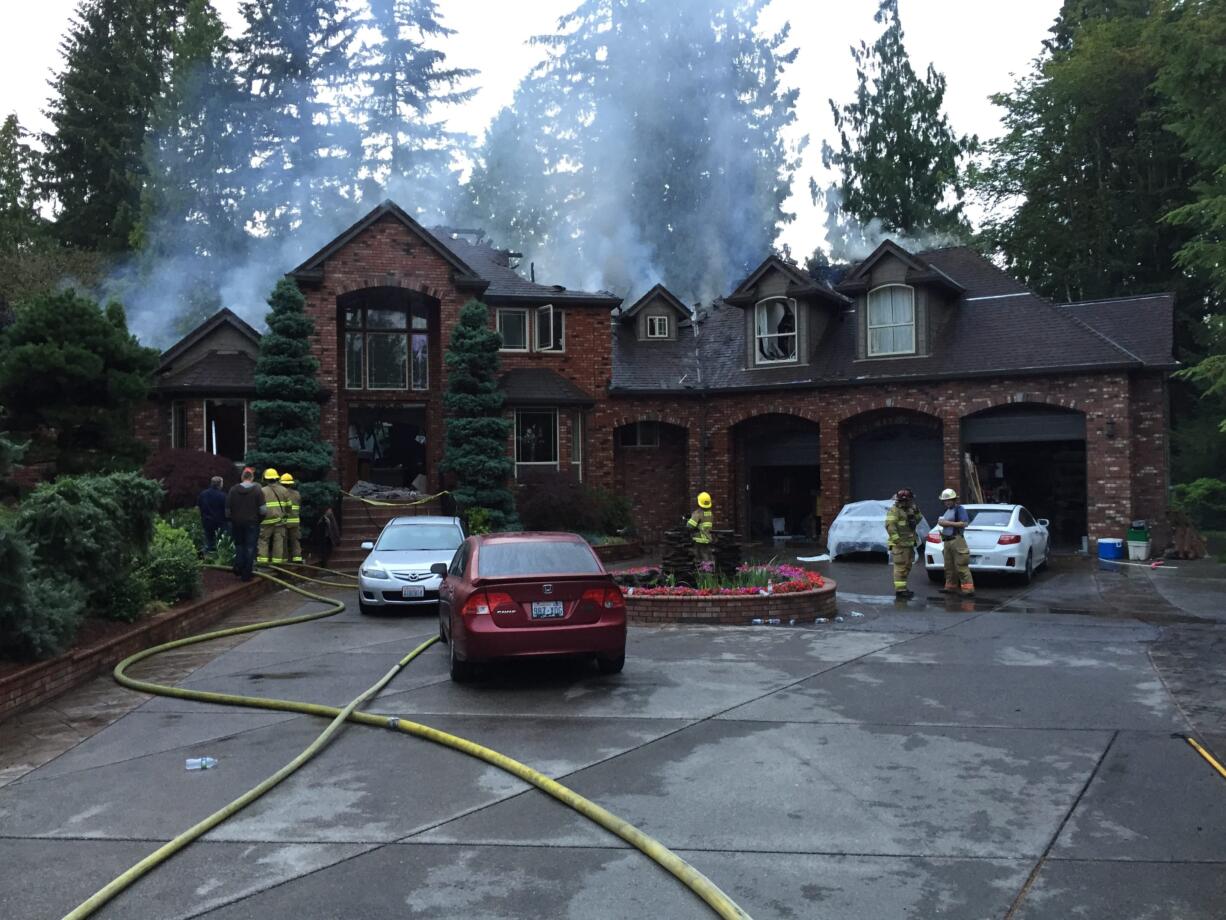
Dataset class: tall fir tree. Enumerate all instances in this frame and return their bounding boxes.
[246,277,337,529]
[822,0,975,257]
[465,0,800,303]
[441,301,516,531]
[357,0,476,219]
[42,0,189,252]
[0,115,46,253]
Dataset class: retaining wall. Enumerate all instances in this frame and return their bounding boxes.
[625,580,837,625]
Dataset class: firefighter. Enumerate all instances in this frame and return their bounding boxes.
[687,491,714,565]
[257,468,288,565]
[937,487,975,596]
[884,488,922,599]
[279,472,303,564]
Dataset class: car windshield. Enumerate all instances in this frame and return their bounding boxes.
[478,541,602,577]
[377,524,463,551]
[967,509,1014,527]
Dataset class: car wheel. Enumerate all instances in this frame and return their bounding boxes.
[1020,551,1034,585]
[358,599,377,616]
[596,653,625,675]
[927,570,943,584]
[449,633,474,682]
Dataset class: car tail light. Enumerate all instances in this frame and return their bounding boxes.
[461,591,491,616]
[581,587,625,610]
[485,591,518,615]
[997,534,1022,545]
[926,532,942,544]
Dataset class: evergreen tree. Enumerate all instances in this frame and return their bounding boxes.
[42,0,189,252]
[466,0,800,303]
[246,277,337,528]
[0,114,47,253]
[357,0,475,219]
[0,290,158,473]
[823,0,975,256]
[441,300,517,531]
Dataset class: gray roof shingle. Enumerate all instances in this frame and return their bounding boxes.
[157,352,257,393]
[1058,294,1176,368]
[500,367,595,406]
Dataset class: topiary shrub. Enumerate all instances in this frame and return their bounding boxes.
[0,517,85,660]
[143,520,202,604]
[142,448,235,512]
[101,568,152,622]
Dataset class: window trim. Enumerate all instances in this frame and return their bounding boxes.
[170,400,187,449]
[753,296,799,366]
[570,412,583,480]
[496,308,530,352]
[646,314,670,339]
[514,408,560,476]
[617,421,660,448]
[866,284,917,357]
[534,304,565,353]
[343,304,429,391]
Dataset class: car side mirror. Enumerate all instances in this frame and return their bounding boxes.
[360,541,374,551]
[1037,519,1050,528]
[430,563,449,577]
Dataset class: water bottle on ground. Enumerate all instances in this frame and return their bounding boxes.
[185,756,218,770]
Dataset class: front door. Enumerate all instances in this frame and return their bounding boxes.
[347,406,428,489]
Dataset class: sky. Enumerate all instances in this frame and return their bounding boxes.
[1,0,1061,256]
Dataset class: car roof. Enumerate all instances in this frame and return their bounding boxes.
[964,504,1019,511]
[475,531,588,544]
[386,515,463,527]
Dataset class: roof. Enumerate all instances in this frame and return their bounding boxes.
[157,308,260,370]
[725,255,849,307]
[156,351,257,394]
[499,367,595,406]
[611,322,701,391]
[1058,294,1176,368]
[619,283,692,320]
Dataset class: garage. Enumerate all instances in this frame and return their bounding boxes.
[962,405,1087,549]
[850,422,944,525]
[735,415,821,541]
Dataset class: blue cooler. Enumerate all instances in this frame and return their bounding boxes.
[1097,538,1124,560]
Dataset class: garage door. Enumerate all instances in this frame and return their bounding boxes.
[962,407,1085,443]
[851,425,944,524]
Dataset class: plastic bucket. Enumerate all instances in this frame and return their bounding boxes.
[1097,538,1124,560]
[1127,540,1150,561]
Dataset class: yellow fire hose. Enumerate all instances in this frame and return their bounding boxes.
[63,566,752,920]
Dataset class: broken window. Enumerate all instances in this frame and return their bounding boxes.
[754,298,797,364]
[204,399,246,461]
[867,285,916,356]
[535,305,564,352]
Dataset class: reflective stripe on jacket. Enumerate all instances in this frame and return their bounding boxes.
[261,484,288,526]
[687,508,714,544]
[884,503,921,546]
[283,488,301,526]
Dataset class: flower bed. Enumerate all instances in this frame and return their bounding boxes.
[612,564,836,625]
[613,563,824,597]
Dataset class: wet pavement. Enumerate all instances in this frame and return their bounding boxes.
[1,554,1225,919]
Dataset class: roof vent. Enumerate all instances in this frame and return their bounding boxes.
[551,284,566,292]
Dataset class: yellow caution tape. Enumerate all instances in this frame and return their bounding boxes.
[341,489,450,507]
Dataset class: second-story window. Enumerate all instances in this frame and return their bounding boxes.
[535,305,565,352]
[754,297,797,364]
[345,305,428,390]
[867,285,916,357]
[496,309,529,351]
[646,315,670,338]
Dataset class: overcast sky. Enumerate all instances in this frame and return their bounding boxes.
[2,0,1060,254]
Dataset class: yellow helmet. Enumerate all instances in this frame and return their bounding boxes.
[697,491,712,509]
[279,472,296,485]
[263,468,279,481]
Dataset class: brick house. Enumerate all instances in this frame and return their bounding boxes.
[144,201,1175,550]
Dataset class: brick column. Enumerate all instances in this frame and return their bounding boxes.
[1085,382,1133,545]
[942,412,962,496]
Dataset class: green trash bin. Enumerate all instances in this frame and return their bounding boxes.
[1126,522,1150,560]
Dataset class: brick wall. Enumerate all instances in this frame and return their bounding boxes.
[625,581,837,625]
[613,422,689,544]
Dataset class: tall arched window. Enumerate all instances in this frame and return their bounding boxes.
[754,297,797,364]
[867,285,915,356]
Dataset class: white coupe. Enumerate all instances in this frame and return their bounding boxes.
[924,504,1051,584]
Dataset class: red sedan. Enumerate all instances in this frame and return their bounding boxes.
[432,532,627,682]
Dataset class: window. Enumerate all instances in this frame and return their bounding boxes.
[754,298,797,364]
[515,410,558,474]
[204,399,246,460]
[448,542,469,577]
[967,509,1013,527]
[344,304,429,390]
[867,285,916,356]
[571,413,583,479]
[478,541,602,578]
[377,523,464,552]
[535,305,564,352]
[170,401,187,449]
[497,309,529,351]
[646,315,670,338]
[1018,508,1036,527]
[617,421,660,448]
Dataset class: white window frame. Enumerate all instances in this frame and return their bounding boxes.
[535,304,565,352]
[646,314,670,339]
[571,412,583,480]
[866,284,917,357]
[170,400,187,449]
[496,308,530,352]
[514,408,560,476]
[753,297,798,365]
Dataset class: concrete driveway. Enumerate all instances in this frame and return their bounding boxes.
[2,556,1225,919]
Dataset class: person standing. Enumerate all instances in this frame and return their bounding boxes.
[687,491,715,566]
[196,476,228,555]
[937,487,974,596]
[279,472,303,564]
[258,468,288,566]
[884,488,921,600]
[226,468,266,580]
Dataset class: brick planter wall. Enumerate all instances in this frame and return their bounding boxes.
[594,541,643,564]
[0,577,278,724]
[625,579,837,625]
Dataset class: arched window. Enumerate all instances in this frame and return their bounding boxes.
[867,285,916,356]
[754,297,797,364]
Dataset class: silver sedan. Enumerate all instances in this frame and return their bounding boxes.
[357,515,465,616]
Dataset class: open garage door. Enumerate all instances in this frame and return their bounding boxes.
[735,416,821,542]
[962,406,1087,549]
[851,425,943,524]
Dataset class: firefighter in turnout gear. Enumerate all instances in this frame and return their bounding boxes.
[937,487,975,596]
[257,468,289,565]
[687,491,715,565]
[884,488,922,599]
[279,472,303,564]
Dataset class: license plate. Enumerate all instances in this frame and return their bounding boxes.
[969,557,983,565]
[531,601,564,619]
[401,585,425,599]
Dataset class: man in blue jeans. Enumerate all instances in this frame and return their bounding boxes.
[196,476,228,555]
[225,468,266,581]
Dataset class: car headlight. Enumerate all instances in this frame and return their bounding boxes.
[361,565,389,580]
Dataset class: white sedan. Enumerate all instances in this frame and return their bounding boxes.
[924,504,1051,584]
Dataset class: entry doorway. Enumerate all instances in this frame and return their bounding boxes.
[347,406,428,489]
[204,399,246,462]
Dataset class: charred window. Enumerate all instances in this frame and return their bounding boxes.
[345,305,428,390]
[754,298,797,364]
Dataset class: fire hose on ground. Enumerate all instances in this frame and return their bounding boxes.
[61,564,753,920]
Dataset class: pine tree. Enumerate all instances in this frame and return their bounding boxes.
[823,0,975,255]
[357,0,475,219]
[42,0,188,252]
[441,301,517,531]
[0,114,46,253]
[246,277,337,528]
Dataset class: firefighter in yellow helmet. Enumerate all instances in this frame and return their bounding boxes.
[257,468,288,566]
[279,472,303,564]
[687,491,715,565]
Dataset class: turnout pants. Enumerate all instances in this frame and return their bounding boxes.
[942,535,974,592]
[891,544,915,592]
[258,524,286,565]
[285,524,303,563]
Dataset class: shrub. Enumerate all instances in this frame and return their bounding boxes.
[213,531,236,567]
[163,506,205,550]
[0,518,85,660]
[465,506,494,535]
[298,479,339,538]
[516,472,636,536]
[1171,478,1226,532]
[143,520,202,604]
[101,568,152,622]
[142,449,235,512]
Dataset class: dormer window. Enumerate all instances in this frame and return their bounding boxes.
[754,297,797,364]
[646,315,670,339]
[867,285,916,357]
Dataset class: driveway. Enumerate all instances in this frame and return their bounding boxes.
[1,556,1224,919]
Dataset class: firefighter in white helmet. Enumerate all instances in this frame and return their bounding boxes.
[936,488,974,596]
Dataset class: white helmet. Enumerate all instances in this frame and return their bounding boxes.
[939,488,958,501]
